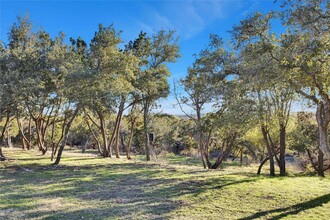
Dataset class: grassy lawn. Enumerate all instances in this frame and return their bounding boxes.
[0,148,329,220]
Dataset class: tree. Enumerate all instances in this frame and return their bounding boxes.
[6,17,73,155]
[175,65,217,168]
[231,1,330,160]
[175,35,226,168]
[204,91,255,169]
[1,17,32,154]
[177,35,252,169]
[279,0,330,159]
[231,11,297,176]
[52,35,90,164]
[82,24,137,158]
[0,41,11,159]
[134,30,180,161]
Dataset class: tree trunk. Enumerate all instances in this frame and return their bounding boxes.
[98,111,109,157]
[318,149,325,177]
[211,146,230,169]
[306,149,318,171]
[198,128,206,168]
[307,148,327,177]
[126,116,136,160]
[239,141,257,160]
[117,100,125,157]
[143,101,150,161]
[54,108,79,165]
[107,107,124,159]
[261,125,275,176]
[6,124,13,148]
[114,128,120,158]
[0,147,6,160]
[35,118,47,155]
[16,116,31,150]
[316,100,330,159]
[85,118,103,155]
[51,142,55,161]
[50,113,57,161]
[267,131,280,167]
[120,134,125,153]
[211,153,227,169]
[211,134,237,169]
[257,156,269,175]
[257,150,280,175]
[196,106,207,168]
[27,117,32,150]
[279,124,286,176]
[0,112,12,160]
[21,137,26,149]
[113,101,125,158]
[203,130,213,169]
[107,109,122,159]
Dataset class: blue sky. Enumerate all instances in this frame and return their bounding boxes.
[0,0,280,115]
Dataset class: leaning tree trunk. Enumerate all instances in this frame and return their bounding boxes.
[211,134,237,169]
[16,116,31,150]
[316,100,330,159]
[307,149,318,171]
[257,150,280,175]
[267,132,280,167]
[307,148,326,177]
[54,108,79,165]
[261,125,275,176]
[85,118,103,155]
[211,145,231,169]
[257,157,269,175]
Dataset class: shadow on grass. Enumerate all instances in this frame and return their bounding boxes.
[211,178,258,189]
[0,155,265,220]
[0,161,193,219]
[239,193,330,220]
[6,151,324,219]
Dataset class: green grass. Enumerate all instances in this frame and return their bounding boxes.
[0,148,329,220]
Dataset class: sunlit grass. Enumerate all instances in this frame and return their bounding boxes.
[0,148,329,219]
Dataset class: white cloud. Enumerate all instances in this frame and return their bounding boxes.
[135,1,231,40]
[137,22,154,34]
[154,12,174,30]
